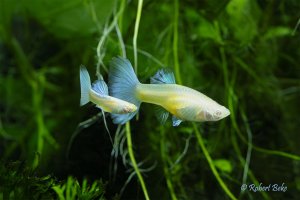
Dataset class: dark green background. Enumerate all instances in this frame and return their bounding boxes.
[0,0,300,199]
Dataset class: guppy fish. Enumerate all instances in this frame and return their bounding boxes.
[108,57,230,126]
[79,65,137,114]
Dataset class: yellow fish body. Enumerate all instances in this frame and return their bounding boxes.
[136,84,229,122]
[108,57,230,125]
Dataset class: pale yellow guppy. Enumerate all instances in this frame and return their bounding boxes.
[79,66,137,114]
[108,57,230,126]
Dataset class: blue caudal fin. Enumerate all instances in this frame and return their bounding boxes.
[108,56,141,124]
[80,65,92,106]
[150,68,176,84]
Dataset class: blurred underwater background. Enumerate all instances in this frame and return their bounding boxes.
[0,0,300,199]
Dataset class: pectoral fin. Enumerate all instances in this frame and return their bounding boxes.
[172,116,182,126]
[155,106,169,124]
[177,106,197,121]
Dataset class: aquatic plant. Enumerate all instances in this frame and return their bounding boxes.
[0,161,106,200]
[1,0,300,199]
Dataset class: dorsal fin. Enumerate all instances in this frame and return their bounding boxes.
[92,80,108,96]
[150,69,176,84]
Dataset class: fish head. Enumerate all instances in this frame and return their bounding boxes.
[203,105,230,121]
[120,103,137,114]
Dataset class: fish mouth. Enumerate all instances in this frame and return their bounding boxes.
[131,105,138,112]
[222,107,230,118]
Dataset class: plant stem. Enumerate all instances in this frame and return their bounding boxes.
[231,129,271,200]
[96,3,124,74]
[133,0,143,73]
[125,122,150,200]
[10,37,50,168]
[160,127,178,200]
[228,88,300,161]
[173,0,182,84]
[193,123,237,200]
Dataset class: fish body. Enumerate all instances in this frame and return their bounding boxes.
[88,90,136,114]
[136,84,229,122]
[108,57,230,125]
[79,66,137,114]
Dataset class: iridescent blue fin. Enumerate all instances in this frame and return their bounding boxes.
[150,68,176,84]
[172,116,182,126]
[92,79,108,96]
[155,106,169,124]
[110,112,138,125]
[80,65,92,106]
[151,69,176,125]
[108,56,141,124]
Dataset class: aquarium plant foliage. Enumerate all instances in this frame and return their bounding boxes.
[0,0,300,199]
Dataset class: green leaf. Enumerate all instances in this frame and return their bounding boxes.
[0,0,24,40]
[214,159,233,173]
[296,177,300,191]
[197,17,223,44]
[24,0,115,38]
[226,0,261,43]
[263,27,292,40]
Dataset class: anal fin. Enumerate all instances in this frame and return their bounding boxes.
[172,116,182,126]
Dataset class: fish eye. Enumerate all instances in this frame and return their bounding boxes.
[122,107,130,113]
[215,110,222,116]
[212,110,222,119]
